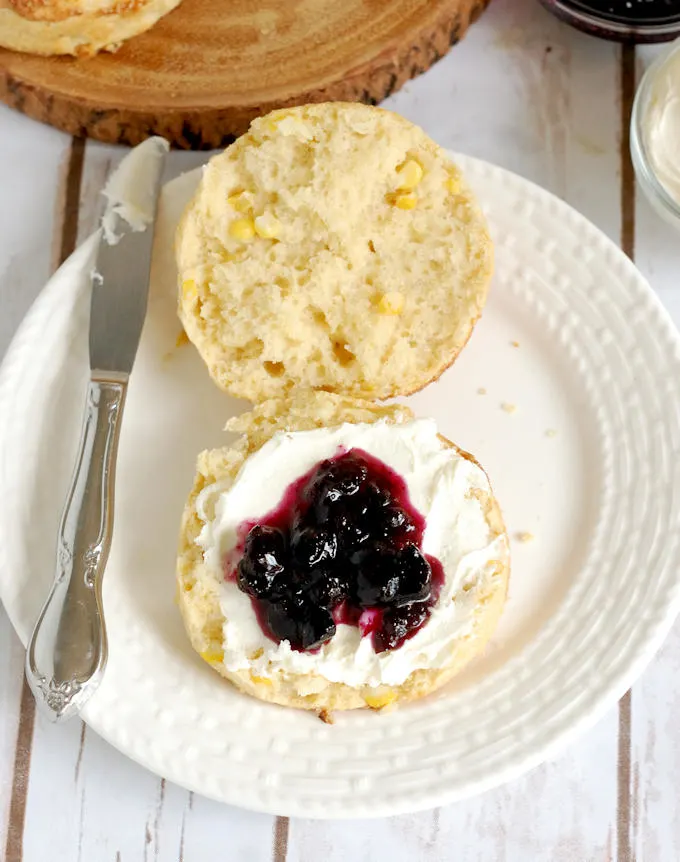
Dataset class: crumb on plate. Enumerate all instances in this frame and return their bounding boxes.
[501,402,517,414]
[477,387,487,395]
[545,428,558,438]
[318,708,334,725]
[510,340,520,348]
[176,329,190,348]
[516,531,535,543]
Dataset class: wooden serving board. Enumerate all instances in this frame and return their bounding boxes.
[0,0,490,149]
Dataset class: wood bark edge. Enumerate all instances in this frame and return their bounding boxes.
[0,0,490,149]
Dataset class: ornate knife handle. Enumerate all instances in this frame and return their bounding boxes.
[25,374,127,722]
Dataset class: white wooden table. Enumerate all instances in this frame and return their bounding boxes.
[1,2,679,859]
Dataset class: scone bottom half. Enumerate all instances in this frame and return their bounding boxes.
[176,393,510,713]
[176,102,493,403]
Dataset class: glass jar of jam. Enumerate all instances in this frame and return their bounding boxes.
[538,1,680,43]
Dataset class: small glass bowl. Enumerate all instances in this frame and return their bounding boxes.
[631,38,680,230]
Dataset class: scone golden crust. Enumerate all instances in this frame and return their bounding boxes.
[176,392,509,712]
[0,0,182,56]
[176,103,493,402]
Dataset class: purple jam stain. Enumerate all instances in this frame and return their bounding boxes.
[228,448,445,654]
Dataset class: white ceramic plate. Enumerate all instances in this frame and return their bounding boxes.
[2,155,680,818]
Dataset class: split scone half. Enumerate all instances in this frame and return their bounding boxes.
[0,0,183,56]
[177,392,510,712]
[176,102,493,402]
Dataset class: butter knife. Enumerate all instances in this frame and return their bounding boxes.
[25,137,168,722]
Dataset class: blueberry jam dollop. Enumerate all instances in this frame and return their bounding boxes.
[232,449,444,653]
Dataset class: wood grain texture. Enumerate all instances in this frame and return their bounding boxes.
[0,607,24,858]
[22,718,276,861]
[0,105,71,358]
[274,817,290,862]
[0,106,71,858]
[0,0,490,149]
[288,723,619,862]
[4,681,35,862]
[2,132,84,862]
[0,612,28,862]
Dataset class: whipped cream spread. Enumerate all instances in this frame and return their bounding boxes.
[101,136,169,244]
[194,420,508,690]
[643,45,680,205]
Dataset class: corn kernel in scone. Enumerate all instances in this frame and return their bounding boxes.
[363,689,397,709]
[229,218,256,241]
[392,192,418,210]
[378,292,405,315]
[396,158,423,190]
[254,213,281,239]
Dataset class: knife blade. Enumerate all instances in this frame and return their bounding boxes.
[90,137,168,374]
[25,137,168,722]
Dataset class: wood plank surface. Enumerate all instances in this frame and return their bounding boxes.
[1,0,679,859]
[0,105,72,862]
[288,719,618,861]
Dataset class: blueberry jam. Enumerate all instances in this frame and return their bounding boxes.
[230,449,445,653]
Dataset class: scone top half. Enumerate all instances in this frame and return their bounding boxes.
[176,102,493,402]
